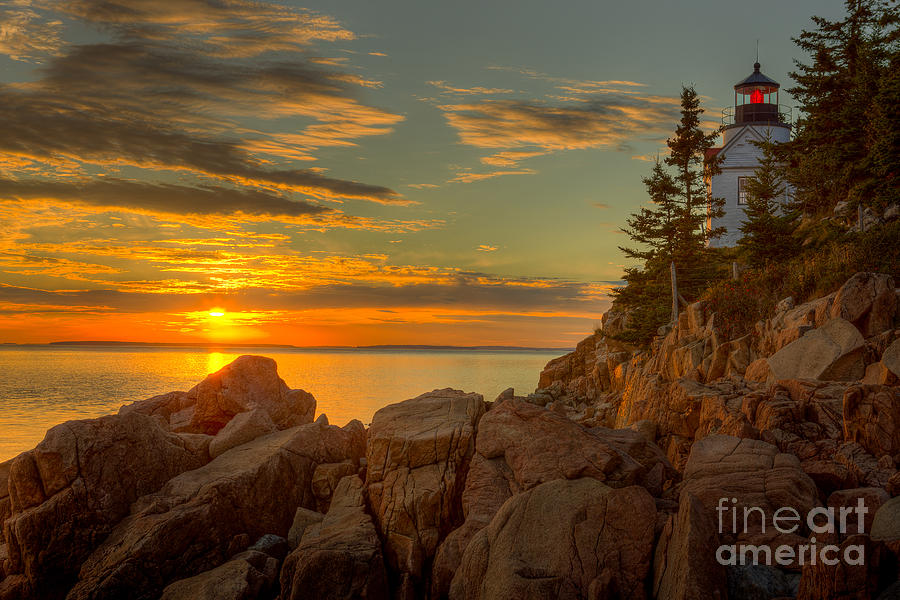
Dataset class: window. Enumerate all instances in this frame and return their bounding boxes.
[738,176,749,205]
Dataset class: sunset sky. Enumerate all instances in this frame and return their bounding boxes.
[0,0,843,347]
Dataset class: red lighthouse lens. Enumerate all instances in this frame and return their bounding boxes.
[750,89,764,104]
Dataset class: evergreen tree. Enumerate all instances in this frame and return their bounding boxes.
[611,87,726,344]
[779,0,897,215]
[612,162,681,343]
[664,86,727,278]
[867,47,900,208]
[619,160,681,265]
[737,135,798,267]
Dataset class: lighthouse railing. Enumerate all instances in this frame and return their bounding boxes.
[721,104,792,127]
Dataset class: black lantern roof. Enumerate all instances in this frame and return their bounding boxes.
[734,62,779,89]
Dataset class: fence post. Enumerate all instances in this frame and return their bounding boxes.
[670,261,678,324]
[732,261,739,280]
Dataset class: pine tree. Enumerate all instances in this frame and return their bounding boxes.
[612,162,681,343]
[867,47,900,208]
[737,135,798,267]
[778,0,897,215]
[611,87,726,344]
[664,86,727,282]
[619,161,681,265]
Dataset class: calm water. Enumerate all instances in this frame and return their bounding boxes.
[0,347,564,461]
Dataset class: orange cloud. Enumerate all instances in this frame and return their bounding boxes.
[439,97,677,151]
[0,2,409,207]
[428,80,514,95]
[479,151,545,167]
[449,169,536,184]
[0,6,64,62]
[428,69,681,183]
[62,0,354,57]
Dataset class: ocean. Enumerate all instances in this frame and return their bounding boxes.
[0,346,565,461]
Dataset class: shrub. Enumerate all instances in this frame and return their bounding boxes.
[700,220,900,341]
[701,269,778,340]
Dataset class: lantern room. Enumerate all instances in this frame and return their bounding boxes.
[731,62,784,126]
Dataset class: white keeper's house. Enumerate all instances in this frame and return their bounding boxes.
[706,62,792,247]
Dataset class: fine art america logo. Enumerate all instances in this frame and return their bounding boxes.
[715,497,869,566]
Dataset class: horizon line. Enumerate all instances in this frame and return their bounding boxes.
[1,341,574,352]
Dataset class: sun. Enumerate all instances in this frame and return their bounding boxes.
[208,308,226,317]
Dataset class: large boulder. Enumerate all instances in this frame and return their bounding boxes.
[311,461,357,513]
[862,361,899,385]
[2,412,203,597]
[766,318,865,382]
[448,478,657,600]
[474,399,647,490]
[159,549,279,600]
[538,333,603,401]
[843,384,900,458]
[430,453,515,599]
[872,496,900,542]
[588,425,678,496]
[796,533,880,600]
[0,575,29,600]
[834,442,896,490]
[615,377,743,469]
[431,399,661,597]
[827,488,889,535]
[287,507,323,549]
[882,337,900,378]
[830,272,897,338]
[67,420,364,600]
[279,475,389,600]
[0,459,9,581]
[0,458,11,536]
[682,435,819,540]
[365,389,484,596]
[794,488,890,600]
[208,409,276,459]
[653,492,728,600]
[730,565,800,600]
[120,355,316,434]
[756,292,837,358]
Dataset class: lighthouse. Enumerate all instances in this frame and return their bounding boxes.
[706,62,791,247]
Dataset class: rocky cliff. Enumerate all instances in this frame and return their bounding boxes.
[0,273,898,600]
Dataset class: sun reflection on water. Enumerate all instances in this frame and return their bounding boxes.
[206,351,234,375]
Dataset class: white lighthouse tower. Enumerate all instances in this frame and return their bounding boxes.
[707,62,791,247]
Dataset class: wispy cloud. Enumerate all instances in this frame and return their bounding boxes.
[0,1,410,210]
[0,275,614,315]
[0,177,329,218]
[449,169,536,184]
[477,245,498,252]
[479,151,545,167]
[62,0,354,57]
[431,68,680,182]
[486,65,646,90]
[428,80,514,96]
[0,6,64,62]
[438,95,678,152]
